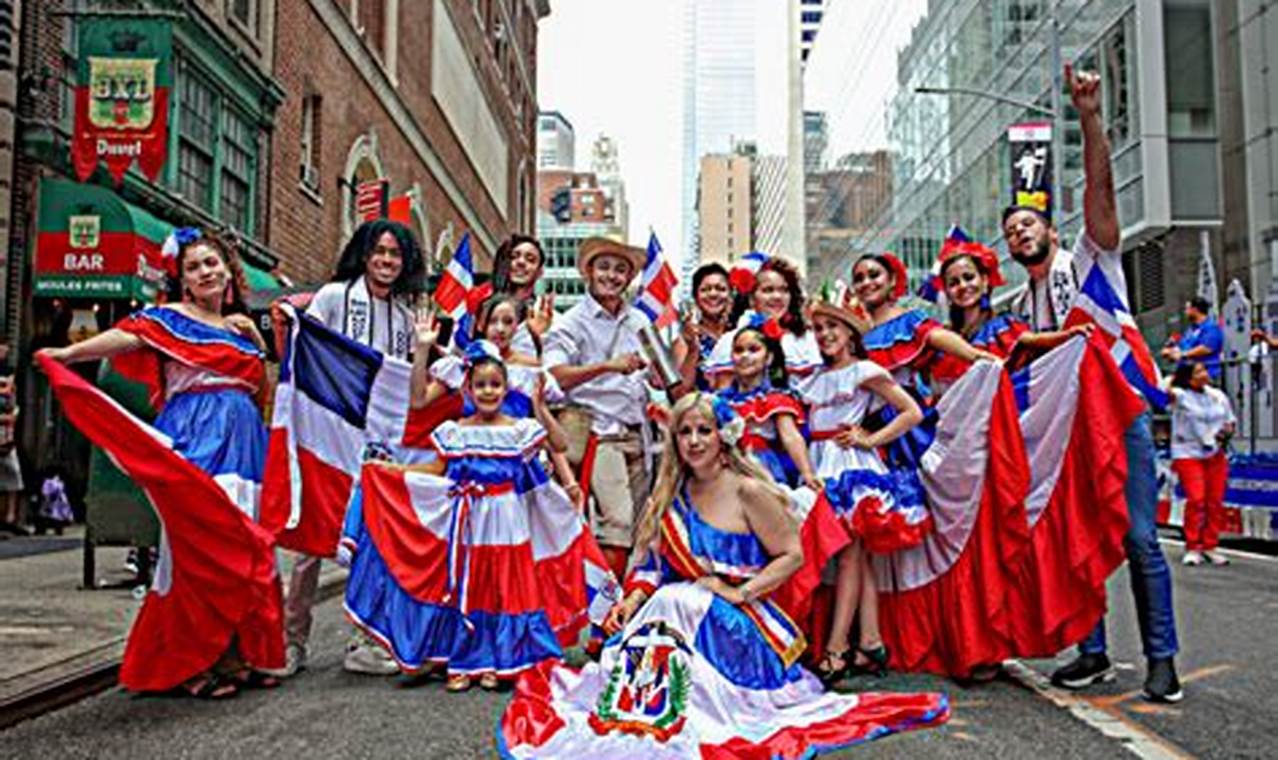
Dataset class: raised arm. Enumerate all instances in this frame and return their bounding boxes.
[1071,64,1120,250]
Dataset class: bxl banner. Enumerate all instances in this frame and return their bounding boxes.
[71,19,173,185]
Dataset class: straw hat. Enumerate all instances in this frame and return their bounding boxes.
[576,237,647,280]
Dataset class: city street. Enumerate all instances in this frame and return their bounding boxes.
[2,539,1273,759]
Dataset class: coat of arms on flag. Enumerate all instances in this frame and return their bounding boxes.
[589,621,692,742]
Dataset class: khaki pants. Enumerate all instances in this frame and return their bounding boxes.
[576,432,647,549]
[283,554,323,649]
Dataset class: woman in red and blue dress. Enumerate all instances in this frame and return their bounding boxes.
[849,252,995,523]
[497,393,949,758]
[716,315,822,491]
[705,254,823,388]
[927,236,1084,397]
[39,230,279,699]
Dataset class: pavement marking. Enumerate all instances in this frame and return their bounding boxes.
[1003,660,1194,760]
[1158,537,1278,564]
[1088,664,1236,709]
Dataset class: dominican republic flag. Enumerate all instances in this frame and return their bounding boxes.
[635,232,679,328]
[873,359,1031,677]
[1063,256,1168,409]
[432,233,491,350]
[259,305,452,558]
[1005,333,1144,654]
[38,355,284,691]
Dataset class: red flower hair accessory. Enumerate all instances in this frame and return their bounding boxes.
[743,312,785,341]
[938,239,1005,287]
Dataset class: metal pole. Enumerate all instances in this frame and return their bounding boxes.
[1050,2,1065,226]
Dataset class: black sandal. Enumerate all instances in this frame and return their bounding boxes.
[229,669,281,690]
[847,645,890,678]
[179,675,238,700]
[815,649,850,685]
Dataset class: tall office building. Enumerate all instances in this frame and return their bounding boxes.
[798,0,824,65]
[681,0,759,287]
[753,154,789,256]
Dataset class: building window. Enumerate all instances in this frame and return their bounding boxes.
[57,6,80,132]
[801,11,822,23]
[221,109,256,232]
[229,0,257,33]
[300,94,323,190]
[177,71,217,211]
[355,0,386,58]
[172,62,263,234]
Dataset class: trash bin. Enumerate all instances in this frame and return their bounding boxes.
[83,360,160,589]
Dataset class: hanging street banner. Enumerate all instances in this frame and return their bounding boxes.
[1008,121,1053,220]
[71,18,173,185]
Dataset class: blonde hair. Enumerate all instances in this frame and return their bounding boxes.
[632,393,791,557]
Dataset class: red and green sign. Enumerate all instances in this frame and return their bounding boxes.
[71,19,172,185]
[35,179,171,300]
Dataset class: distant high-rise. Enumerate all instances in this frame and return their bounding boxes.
[537,111,576,170]
[697,150,754,267]
[681,0,758,284]
[590,135,629,240]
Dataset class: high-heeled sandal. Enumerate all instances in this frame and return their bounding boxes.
[479,672,501,691]
[815,649,850,685]
[445,674,472,693]
[847,644,890,678]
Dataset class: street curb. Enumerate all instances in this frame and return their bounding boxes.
[0,567,347,731]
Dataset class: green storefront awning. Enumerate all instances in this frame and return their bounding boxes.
[241,261,281,294]
[35,179,172,301]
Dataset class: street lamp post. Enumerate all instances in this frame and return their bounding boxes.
[915,3,1066,224]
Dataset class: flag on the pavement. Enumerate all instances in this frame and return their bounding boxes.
[259,305,452,557]
[38,354,284,691]
[635,232,679,328]
[1006,334,1143,654]
[1064,259,1168,408]
[432,233,491,350]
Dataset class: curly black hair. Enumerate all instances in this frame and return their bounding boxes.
[167,232,249,316]
[729,257,808,336]
[331,219,427,299]
[491,234,545,295]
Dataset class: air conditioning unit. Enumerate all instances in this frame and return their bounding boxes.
[300,164,319,188]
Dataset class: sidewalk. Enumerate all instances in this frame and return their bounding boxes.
[0,526,346,723]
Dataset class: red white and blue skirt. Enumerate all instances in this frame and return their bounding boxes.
[342,419,619,680]
[498,495,948,758]
[718,384,806,487]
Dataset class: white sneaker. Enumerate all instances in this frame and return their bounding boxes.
[262,643,307,678]
[1204,551,1230,566]
[343,639,400,675]
[1182,550,1205,566]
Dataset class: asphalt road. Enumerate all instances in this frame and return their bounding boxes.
[2,539,1272,759]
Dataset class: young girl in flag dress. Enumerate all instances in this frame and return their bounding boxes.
[344,342,616,692]
[715,315,821,491]
[38,230,282,699]
[497,393,949,758]
[413,295,583,507]
[800,293,927,682]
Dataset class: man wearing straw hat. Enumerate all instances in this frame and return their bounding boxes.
[544,237,652,581]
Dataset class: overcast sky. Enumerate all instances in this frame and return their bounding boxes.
[535,0,923,268]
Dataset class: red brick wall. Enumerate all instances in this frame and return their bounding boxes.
[268,0,540,284]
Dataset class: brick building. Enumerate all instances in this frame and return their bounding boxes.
[269,0,549,285]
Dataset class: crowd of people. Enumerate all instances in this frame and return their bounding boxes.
[32,65,1238,756]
